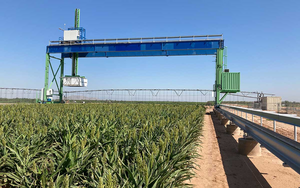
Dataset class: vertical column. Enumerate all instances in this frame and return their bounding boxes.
[75,53,78,75]
[71,55,78,77]
[72,56,76,76]
[59,54,64,102]
[44,53,50,102]
[215,49,223,106]
[72,9,80,76]
[75,9,80,28]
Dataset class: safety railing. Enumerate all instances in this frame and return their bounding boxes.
[215,105,300,174]
[220,104,299,141]
[49,34,223,46]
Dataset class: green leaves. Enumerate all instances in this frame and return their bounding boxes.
[0,103,204,187]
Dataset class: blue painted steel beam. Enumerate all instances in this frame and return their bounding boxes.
[47,40,224,58]
[61,49,218,58]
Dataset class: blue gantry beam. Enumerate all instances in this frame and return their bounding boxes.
[47,38,224,58]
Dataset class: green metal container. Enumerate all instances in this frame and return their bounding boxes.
[221,72,240,93]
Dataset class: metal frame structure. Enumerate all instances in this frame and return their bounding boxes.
[64,89,215,102]
[71,8,80,76]
[44,9,238,105]
[45,37,226,104]
[65,89,213,94]
[0,87,270,102]
[221,104,299,141]
[215,106,300,174]
[65,89,272,99]
[44,54,64,102]
[63,89,274,104]
[50,35,224,45]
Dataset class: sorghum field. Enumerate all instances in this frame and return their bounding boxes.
[0,103,204,187]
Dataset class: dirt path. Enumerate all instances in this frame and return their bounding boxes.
[190,107,228,188]
[191,107,300,188]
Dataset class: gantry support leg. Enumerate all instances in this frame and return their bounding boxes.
[59,55,64,102]
[215,49,223,106]
[71,9,80,77]
[44,53,50,102]
[75,53,78,75]
[71,53,78,76]
[72,55,75,76]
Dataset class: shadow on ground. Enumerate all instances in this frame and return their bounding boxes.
[209,111,271,188]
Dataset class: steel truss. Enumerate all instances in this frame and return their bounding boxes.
[0,87,274,103]
[44,54,64,103]
[64,89,274,102]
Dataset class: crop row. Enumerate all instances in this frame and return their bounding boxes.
[0,103,204,187]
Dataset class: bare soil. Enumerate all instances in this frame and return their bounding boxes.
[189,108,228,188]
[190,107,300,188]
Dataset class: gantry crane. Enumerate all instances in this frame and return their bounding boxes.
[43,9,240,106]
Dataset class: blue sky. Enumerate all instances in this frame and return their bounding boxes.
[0,0,299,101]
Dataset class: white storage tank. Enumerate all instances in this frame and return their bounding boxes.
[63,76,88,87]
